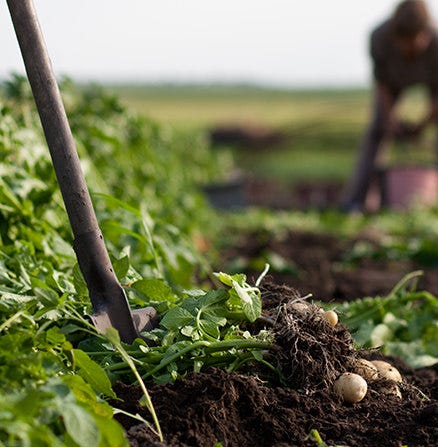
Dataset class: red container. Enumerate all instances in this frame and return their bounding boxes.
[385,165,438,210]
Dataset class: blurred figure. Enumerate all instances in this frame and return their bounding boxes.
[342,0,438,212]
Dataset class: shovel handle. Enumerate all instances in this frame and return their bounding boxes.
[7,0,140,343]
[7,0,97,237]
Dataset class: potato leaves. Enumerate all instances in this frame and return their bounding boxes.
[160,273,263,344]
[214,271,262,323]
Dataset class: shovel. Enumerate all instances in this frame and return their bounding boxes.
[7,0,157,344]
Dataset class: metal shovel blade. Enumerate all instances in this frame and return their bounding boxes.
[89,305,157,337]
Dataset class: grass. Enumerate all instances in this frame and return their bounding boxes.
[108,83,431,184]
[108,83,370,130]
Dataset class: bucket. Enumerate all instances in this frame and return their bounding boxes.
[385,165,438,210]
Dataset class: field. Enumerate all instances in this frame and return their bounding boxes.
[110,84,369,184]
[0,77,437,447]
[110,83,432,185]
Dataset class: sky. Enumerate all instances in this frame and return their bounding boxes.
[2,1,438,88]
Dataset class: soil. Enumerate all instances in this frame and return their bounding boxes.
[113,283,438,447]
[209,124,286,151]
[220,228,438,302]
[113,177,438,446]
[244,178,344,211]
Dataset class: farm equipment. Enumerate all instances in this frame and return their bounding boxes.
[7,0,156,343]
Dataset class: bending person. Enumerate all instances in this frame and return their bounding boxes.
[342,0,438,212]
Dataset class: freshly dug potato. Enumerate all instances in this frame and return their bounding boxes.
[289,302,310,313]
[371,360,403,382]
[334,372,368,403]
[380,382,402,398]
[353,358,378,381]
[322,310,338,327]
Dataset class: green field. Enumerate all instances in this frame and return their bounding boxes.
[108,84,431,184]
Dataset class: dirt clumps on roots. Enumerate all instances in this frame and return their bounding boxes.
[113,282,438,447]
[262,283,357,392]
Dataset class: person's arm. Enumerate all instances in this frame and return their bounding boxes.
[376,82,397,121]
[375,83,425,140]
[375,82,402,135]
[371,28,403,135]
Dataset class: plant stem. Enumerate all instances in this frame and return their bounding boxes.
[141,339,271,379]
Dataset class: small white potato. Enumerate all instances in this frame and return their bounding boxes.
[334,372,368,403]
[353,358,378,381]
[290,302,309,313]
[371,360,403,382]
[322,310,338,327]
[380,383,402,398]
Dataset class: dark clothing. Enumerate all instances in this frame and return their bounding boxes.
[343,20,438,209]
[371,20,438,95]
[344,92,397,206]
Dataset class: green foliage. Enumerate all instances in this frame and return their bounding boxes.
[337,272,438,368]
[85,273,271,384]
[2,74,225,289]
[0,289,127,446]
[0,74,230,445]
[0,377,126,447]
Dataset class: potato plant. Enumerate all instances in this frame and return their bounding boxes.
[0,75,229,445]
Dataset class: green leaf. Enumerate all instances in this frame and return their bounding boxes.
[200,319,220,339]
[242,295,262,323]
[113,255,130,280]
[73,349,115,398]
[181,290,227,314]
[62,403,100,447]
[94,414,129,447]
[160,307,193,331]
[229,280,261,323]
[215,271,246,288]
[93,193,142,217]
[73,263,88,296]
[62,375,107,411]
[132,278,174,302]
[423,322,438,357]
[350,319,376,347]
[46,327,66,346]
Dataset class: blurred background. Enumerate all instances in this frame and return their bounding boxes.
[4,1,438,86]
[2,0,438,208]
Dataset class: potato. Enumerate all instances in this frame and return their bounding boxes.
[380,383,402,398]
[322,310,338,327]
[334,372,368,403]
[353,358,378,381]
[289,302,309,313]
[371,360,403,382]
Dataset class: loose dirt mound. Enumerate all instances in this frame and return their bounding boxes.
[113,283,437,447]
